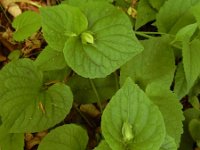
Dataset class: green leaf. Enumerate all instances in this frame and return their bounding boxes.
[182,39,200,90]
[120,36,175,90]
[43,67,71,83]
[174,63,188,100]
[40,4,88,50]
[189,96,200,110]
[114,0,130,8]
[63,2,143,78]
[156,0,199,34]
[160,135,177,150]
[135,0,157,30]
[102,78,166,150]
[146,84,184,146]
[35,46,66,71]
[67,73,118,104]
[179,125,193,150]
[0,59,73,132]
[148,0,167,11]
[173,23,197,43]
[0,124,24,150]
[12,11,41,41]
[63,0,113,6]
[179,108,200,150]
[184,108,200,123]
[8,50,21,61]
[94,140,112,150]
[38,124,88,150]
[189,119,200,141]
[191,2,200,28]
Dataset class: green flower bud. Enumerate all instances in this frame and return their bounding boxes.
[122,121,134,142]
[81,32,94,44]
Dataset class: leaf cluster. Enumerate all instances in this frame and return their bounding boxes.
[0,0,200,150]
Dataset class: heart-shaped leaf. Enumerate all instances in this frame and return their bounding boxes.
[0,59,73,133]
[101,78,166,150]
[63,2,143,78]
[120,36,175,90]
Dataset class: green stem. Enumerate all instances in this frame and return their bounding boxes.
[89,79,103,113]
[135,32,153,39]
[74,104,95,128]
[170,43,182,50]
[135,31,167,35]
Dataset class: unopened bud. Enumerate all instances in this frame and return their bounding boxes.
[81,32,94,44]
[122,121,134,142]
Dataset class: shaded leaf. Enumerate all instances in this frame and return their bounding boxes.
[179,108,200,150]
[174,63,188,100]
[67,74,118,104]
[189,119,200,141]
[80,104,100,118]
[43,67,71,83]
[120,36,175,90]
[189,96,200,110]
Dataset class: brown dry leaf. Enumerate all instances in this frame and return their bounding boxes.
[22,39,41,55]
[25,133,34,142]
[80,104,100,118]
[0,55,7,62]
[35,130,48,138]
[131,0,138,7]
[26,136,41,150]
[2,28,16,44]
[1,0,22,17]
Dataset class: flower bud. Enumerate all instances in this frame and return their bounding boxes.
[81,32,94,44]
[122,121,134,142]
